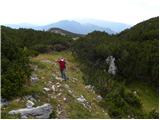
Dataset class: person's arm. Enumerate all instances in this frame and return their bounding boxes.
[56,59,60,63]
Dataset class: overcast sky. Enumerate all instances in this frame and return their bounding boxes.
[0,0,159,25]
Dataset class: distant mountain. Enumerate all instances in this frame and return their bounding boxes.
[36,20,115,34]
[5,20,132,34]
[77,19,131,33]
[48,28,84,37]
[5,23,38,29]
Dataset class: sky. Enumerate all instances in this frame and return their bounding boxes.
[0,0,159,25]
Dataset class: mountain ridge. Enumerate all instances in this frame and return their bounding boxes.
[3,20,131,34]
[35,20,115,34]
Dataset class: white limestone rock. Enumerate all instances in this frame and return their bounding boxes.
[43,87,50,92]
[106,56,117,75]
[77,95,91,109]
[77,95,86,103]
[30,75,39,83]
[96,95,103,101]
[51,85,56,92]
[26,100,35,108]
[9,103,53,119]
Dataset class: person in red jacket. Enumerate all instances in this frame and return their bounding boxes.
[57,58,67,81]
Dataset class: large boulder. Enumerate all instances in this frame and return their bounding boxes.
[106,56,117,75]
[9,103,53,119]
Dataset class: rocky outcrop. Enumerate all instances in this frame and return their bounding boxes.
[106,56,117,75]
[8,103,53,119]
[77,95,91,109]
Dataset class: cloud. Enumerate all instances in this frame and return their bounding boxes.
[0,0,159,25]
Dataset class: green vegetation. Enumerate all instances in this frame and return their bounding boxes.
[1,16,159,119]
[72,16,159,118]
[1,32,31,99]
[1,26,73,99]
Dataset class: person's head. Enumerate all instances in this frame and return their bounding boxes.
[60,58,64,61]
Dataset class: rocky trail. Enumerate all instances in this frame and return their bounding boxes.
[1,51,109,119]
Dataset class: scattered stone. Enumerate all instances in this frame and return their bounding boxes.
[52,85,56,92]
[56,104,63,116]
[85,85,94,90]
[68,90,73,94]
[105,112,109,116]
[56,76,63,81]
[72,78,78,81]
[43,87,50,92]
[106,56,117,75]
[48,81,52,84]
[57,93,62,97]
[128,115,131,118]
[63,97,67,101]
[56,82,60,85]
[56,84,61,88]
[133,91,137,96]
[26,100,35,108]
[9,103,53,119]
[57,111,62,115]
[96,95,103,101]
[77,95,86,103]
[77,95,91,109]
[30,75,39,83]
[85,85,95,93]
[64,84,70,89]
[85,85,92,89]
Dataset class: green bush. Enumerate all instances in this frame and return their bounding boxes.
[1,33,31,99]
[148,109,159,119]
[100,83,143,118]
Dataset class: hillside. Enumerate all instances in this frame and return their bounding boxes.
[48,28,84,37]
[72,17,159,118]
[118,16,159,41]
[1,51,109,119]
[1,51,158,119]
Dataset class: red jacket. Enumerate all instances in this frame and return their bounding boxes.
[58,60,66,70]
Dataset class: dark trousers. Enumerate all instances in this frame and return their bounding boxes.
[60,69,67,80]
